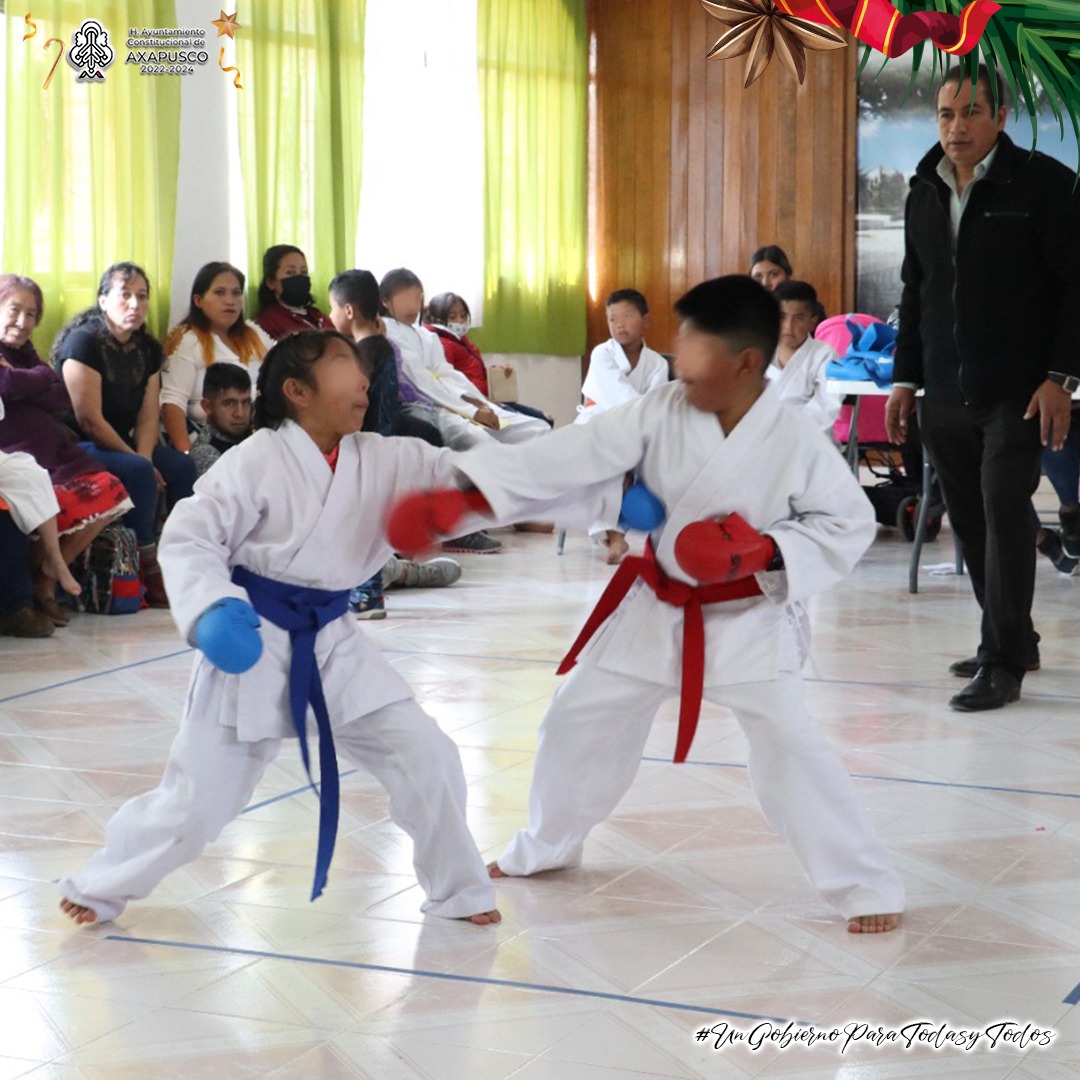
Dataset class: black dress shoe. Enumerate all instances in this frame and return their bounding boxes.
[949,666,1021,712]
[950,655,1040,679]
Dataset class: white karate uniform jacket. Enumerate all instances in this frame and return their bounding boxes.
[158,420,587,743]
[459,381,876,689]
[766,336,843,435]
[577,339,669,421]
[385,318,522,425]
[0,397,60,534]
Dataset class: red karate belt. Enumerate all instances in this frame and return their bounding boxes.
[557,541,764,764]
[775,0,999,57]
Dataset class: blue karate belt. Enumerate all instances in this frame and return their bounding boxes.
[231,566,352,901]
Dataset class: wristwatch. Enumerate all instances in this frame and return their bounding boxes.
[1048,372,1080,394]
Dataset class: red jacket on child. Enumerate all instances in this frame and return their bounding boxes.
[425,324,489,398]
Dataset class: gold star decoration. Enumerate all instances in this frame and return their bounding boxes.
[212,9,242,39]
[701,0,847,88]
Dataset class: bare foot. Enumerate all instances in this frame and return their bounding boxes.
[465,909,502,925]
[59,898,98,925]
[487,860,507,878]
[602,531,630,565]
[847,913,901,934]
[50,558,81,597]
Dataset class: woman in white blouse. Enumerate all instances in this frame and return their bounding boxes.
[161,262,273,453]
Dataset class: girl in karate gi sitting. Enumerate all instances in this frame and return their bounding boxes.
[59,330,502,927]
[388,276,905,934]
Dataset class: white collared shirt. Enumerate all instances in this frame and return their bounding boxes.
[936,142,999,240]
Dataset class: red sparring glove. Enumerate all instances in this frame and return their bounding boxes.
[386,488,491,557]
[673,512,777,585]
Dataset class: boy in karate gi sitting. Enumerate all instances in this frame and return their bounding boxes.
[577,288,670,563]
[389,276,904,933]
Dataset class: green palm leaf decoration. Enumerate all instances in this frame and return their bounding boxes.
[857,0,1080,162]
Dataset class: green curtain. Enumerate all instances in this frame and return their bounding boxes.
[474,0,588,356]
[237,0,365,311]
[3,0,180,347]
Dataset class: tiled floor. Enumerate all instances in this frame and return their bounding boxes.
[3,510,1080,1079]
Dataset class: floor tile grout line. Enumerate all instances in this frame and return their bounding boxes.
[9,645,1080,705]
[103,934,806,1026]
[639,758,1080,801]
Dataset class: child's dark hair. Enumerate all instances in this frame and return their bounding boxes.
[253,330,363,430]
[329,269,381,321]
[606,288,649,316]
[424,292,469,325]
[674,276,780,363]
[258,244,306,313]
[203,361,252,398]
[774,280,818,307]
[748,245,793,276]
[354,334,389,377]
[379,267,424,302]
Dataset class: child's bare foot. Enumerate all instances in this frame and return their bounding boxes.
[602,531,630,564]
[847,913,901,934]
[487,860,507,878]
[59,898,98,925]
[465,909,502,925]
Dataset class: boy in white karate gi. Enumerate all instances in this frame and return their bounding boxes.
[58,330,571,927]
[379,268,549,451]
[766,280,843,436]
[576,289,670,563]
[389,276,904,933]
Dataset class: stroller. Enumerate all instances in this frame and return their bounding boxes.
[820,314,945,541]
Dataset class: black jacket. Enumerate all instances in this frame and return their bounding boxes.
[894,132,1080,408]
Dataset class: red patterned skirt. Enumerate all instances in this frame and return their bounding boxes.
[54,471,133,536]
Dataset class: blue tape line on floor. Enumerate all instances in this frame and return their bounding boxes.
[104,934,801,1025]
[0,649,194,704]
[1065,981,1080,1005]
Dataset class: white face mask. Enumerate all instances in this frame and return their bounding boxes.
[448,320,470,338]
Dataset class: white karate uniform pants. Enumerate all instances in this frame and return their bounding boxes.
[58,698,496,921]
[434,409,549,451]
[497,657,905,919]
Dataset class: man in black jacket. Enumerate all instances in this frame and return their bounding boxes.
[886,65,1080,711]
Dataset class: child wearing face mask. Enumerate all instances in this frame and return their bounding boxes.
[255,244,334,340]
[423,293,553,428]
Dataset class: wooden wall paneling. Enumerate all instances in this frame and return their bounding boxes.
[586,0,857,356]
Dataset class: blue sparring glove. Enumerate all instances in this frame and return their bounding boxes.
[619,480,667,532]
[195,597,263,674]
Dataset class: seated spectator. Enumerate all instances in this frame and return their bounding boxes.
[188,363,253,477]
[424,292,553,426]
[0,274,132,623]
[161,262,272,454]
[328,269,442,445]
[748,245,794,292]
[379,268,549,451]
[0,410,83,637]
[54,262,194,608]
[749,245,827,324]
[255,244,334,340]
[576,288,669,563]
[768,281,842,435]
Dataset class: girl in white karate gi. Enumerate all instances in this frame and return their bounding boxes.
[389,277,905,934]
[59,330,506,926]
